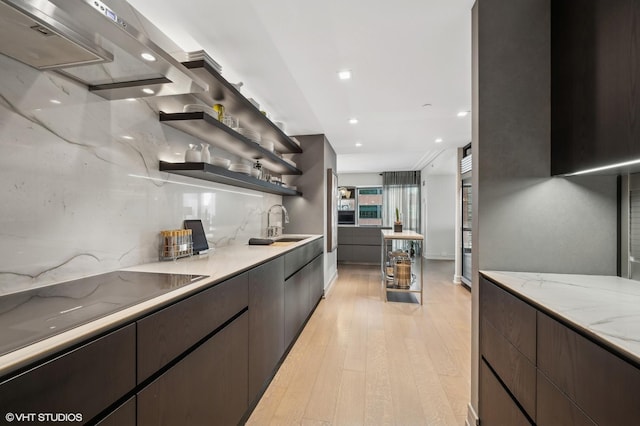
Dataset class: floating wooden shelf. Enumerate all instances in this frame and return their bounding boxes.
[159,161,302,196]
[183,59,302,155]
[159,112,302,176]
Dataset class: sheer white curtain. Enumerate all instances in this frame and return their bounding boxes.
[382,171,421,232]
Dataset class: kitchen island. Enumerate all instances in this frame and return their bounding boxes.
[480,271,640,425]
[0,234,323,425]
[337,225,391,264]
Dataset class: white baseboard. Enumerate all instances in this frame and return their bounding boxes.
[453,274,462,284]
[466,403,479,426]
[424,254,455,260]
[323,270,338,298]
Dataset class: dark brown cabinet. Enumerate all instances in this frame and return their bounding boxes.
[308,255,324,313]
[248,257,285,402]
[284,253,323,349]
[137,273,248,383]
[0,239,325,425]
[481,273,640,426]
[0,324,136,424]
[551,0,640,175]
[137,311,248,425]
[96,397,136,426]
[537,312,640,425]
[479,359,532,426]
[284,265,309,349]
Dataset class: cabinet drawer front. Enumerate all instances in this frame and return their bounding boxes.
[284,238,323,278]
[95,396,136,426]
[138,312,249,426]
[537,370,595,426]
[481,317,536,420]
[0,324,135,422]
[479,359,532,426]
[137,273,248,383]
[480,275,536,362]
[537,312,640,425]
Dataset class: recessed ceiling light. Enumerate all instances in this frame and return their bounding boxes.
[126,98,136,102]
[349,118,358,124]
[435,138,443,143]
[338,70,352,80]
[457,111,469,117]
[141,52,156,62]
[355,142,362,147]
[122,135,134,140]
[50,99,61,104]
[142,88,155,95]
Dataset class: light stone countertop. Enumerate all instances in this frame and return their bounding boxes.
[0,234,322,377]
[482,270,640,366]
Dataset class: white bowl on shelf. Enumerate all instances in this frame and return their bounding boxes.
[259,139,275,152]
[250,168,261,178]
[229,164,252,175]
[211,157,231,169]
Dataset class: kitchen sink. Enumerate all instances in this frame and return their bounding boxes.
[273,237,307,242]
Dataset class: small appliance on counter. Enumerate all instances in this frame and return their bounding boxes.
[183,219,209,255]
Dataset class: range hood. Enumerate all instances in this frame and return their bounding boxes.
[0,0,207,99]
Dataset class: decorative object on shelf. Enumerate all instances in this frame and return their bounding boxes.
[252,160,263,179]
[231,81,243,92]
[200,143,211,163]
[247,98,260,109]
[211,156,231,169]
[259,139,275,152]
[160,229,193,261]
[229,163,252,175]
[185,143,200,162]
[394,207,403,232]
[183,104,216,118]
[235,127,261,143]
[213,103,225,121]
[222,114,238,128]
[186,50,222,73]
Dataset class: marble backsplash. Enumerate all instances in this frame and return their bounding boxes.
[0,54,281,295]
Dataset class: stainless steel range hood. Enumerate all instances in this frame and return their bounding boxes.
[0,0,207,100]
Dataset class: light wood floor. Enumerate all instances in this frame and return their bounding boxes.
[247,260,471,426]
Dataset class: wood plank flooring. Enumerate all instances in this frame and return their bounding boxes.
[247,260,471,425]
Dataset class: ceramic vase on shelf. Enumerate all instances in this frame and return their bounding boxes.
[200,143,211,163]
[185,144,200,162]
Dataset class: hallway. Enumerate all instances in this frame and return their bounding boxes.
[247,261,472,425]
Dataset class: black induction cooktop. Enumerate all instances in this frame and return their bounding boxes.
[0,271,207,357]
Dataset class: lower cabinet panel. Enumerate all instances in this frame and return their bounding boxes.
[537,311,640,425]
[308,255,324,309]
[480,317,536,420]
[0,324,136,423]
[284,269,308,349]
[479,359,532,426]
[537,370,595,426]
[137,312,248,426]
[95,396,136,426]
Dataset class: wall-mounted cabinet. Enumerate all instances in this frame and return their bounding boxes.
[551,0,640,175]
[159,161,302,196]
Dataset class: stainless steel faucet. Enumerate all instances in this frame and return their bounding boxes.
[267,204,289,238]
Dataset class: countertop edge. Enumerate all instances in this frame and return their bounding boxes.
[0,234,323,378]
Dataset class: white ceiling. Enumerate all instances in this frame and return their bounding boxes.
[127,0,474,174]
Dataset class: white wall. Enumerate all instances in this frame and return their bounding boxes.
[420,149,457,260]
[422,175,456,259]
[0,54,282,295]
[337,173,382,187]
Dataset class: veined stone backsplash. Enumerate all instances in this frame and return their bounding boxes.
[0,54,281,295]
